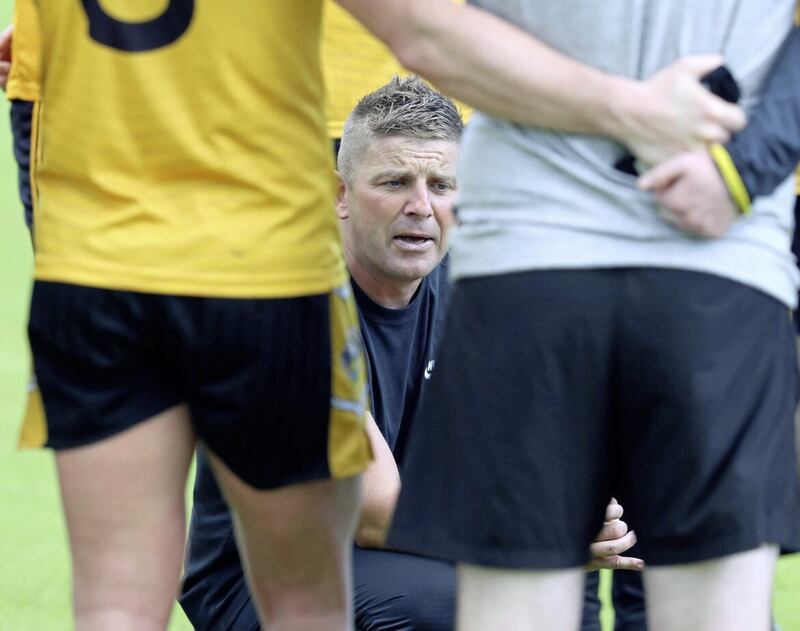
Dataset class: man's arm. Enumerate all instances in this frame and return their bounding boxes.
[0,25,11,89]
[336,0,746,165]
[724,25,800,203]
[355,411,401,549]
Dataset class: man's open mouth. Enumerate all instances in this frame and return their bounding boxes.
[394,235,434,249]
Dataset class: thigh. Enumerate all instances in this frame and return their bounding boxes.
[56,404,195,627]
[208,460,361,628]
[644,545,778,631]
[24,281,182,449]
[184,283,371,490]
[353,547,455,631]
[617,270,800,565]
[389,270,619,569]
[457,563,585,631]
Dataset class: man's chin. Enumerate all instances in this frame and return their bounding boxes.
[389,255,441,282]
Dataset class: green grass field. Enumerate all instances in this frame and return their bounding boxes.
[0,4,798,628]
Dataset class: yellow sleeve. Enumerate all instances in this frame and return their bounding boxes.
[6,0,41,102]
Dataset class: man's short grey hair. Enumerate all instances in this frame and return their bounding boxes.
[337,75,463,182]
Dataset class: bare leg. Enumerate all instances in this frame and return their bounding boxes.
[56,405,195,631]
[457,563,584,631]
[645,545,778,631]
[209,453,361,631]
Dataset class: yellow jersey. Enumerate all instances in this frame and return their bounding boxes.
[32,0,344,298]
[322,0,471,139]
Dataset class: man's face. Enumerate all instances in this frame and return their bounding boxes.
[337,135,458,284]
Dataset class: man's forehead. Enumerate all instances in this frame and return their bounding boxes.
[363,135,459,172]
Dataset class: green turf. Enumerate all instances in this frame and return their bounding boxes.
[0,5,798,627]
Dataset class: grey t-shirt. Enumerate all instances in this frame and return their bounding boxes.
[454,0,799,307]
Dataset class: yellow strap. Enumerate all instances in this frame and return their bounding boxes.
[709,144,752,216]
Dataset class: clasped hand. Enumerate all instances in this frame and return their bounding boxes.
[588,498,644,571]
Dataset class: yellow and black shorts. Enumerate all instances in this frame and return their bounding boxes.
[21,280,371,489]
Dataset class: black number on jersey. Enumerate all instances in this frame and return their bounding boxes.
[80,0,194,52]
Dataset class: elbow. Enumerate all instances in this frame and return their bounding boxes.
[394,40,450,88]
[383,10,450,87]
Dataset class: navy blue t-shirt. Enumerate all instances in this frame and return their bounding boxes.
[180,264,450,631]
[355,262,448,468]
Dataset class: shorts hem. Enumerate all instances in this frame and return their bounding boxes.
[636,535,800,567]
[43,397,183,451]
[213,459,369,492]
[386,533,590,570]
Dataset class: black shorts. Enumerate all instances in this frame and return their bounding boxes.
[21,281,371,489]
[388,268,800,567]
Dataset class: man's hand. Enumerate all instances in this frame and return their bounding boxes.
[0,25,12,91]
[638,150,739,239]
[587,499,644,571]
[618,55,746,167]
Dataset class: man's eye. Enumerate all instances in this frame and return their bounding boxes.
[433,182,452,192]
[386,180,404,187]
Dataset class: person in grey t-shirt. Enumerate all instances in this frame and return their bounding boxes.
[349,3,800,631]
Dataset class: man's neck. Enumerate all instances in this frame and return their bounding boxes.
[346,250,422,309]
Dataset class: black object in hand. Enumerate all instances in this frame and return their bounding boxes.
[614,65,741,176]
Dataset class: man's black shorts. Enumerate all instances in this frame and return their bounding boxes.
[21,281,371,489]
[388,268,800,567]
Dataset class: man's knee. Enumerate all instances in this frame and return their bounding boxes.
[354,551,455,631]
[357,587,454,631]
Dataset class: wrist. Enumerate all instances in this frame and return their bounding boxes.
[595,76,649,144]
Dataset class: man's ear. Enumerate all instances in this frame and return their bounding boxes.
[335,171,349,220]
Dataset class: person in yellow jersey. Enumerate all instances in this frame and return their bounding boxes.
[14,1,744,630]
[20,3,371,631]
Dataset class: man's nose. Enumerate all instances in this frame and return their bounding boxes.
[404,181,433,217]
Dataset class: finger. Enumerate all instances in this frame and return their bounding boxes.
[692,119,732,145]
[590,555,645,571]
[605,501,623,521]
[590,529,638,558]
[704,98,747,133]
[638,156,687,191]
[677,54,726,79]
[593,519,629,544]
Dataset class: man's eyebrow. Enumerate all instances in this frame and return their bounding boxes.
[369,169,409,182]
[370,169,457,183]
[431,172,457,184]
